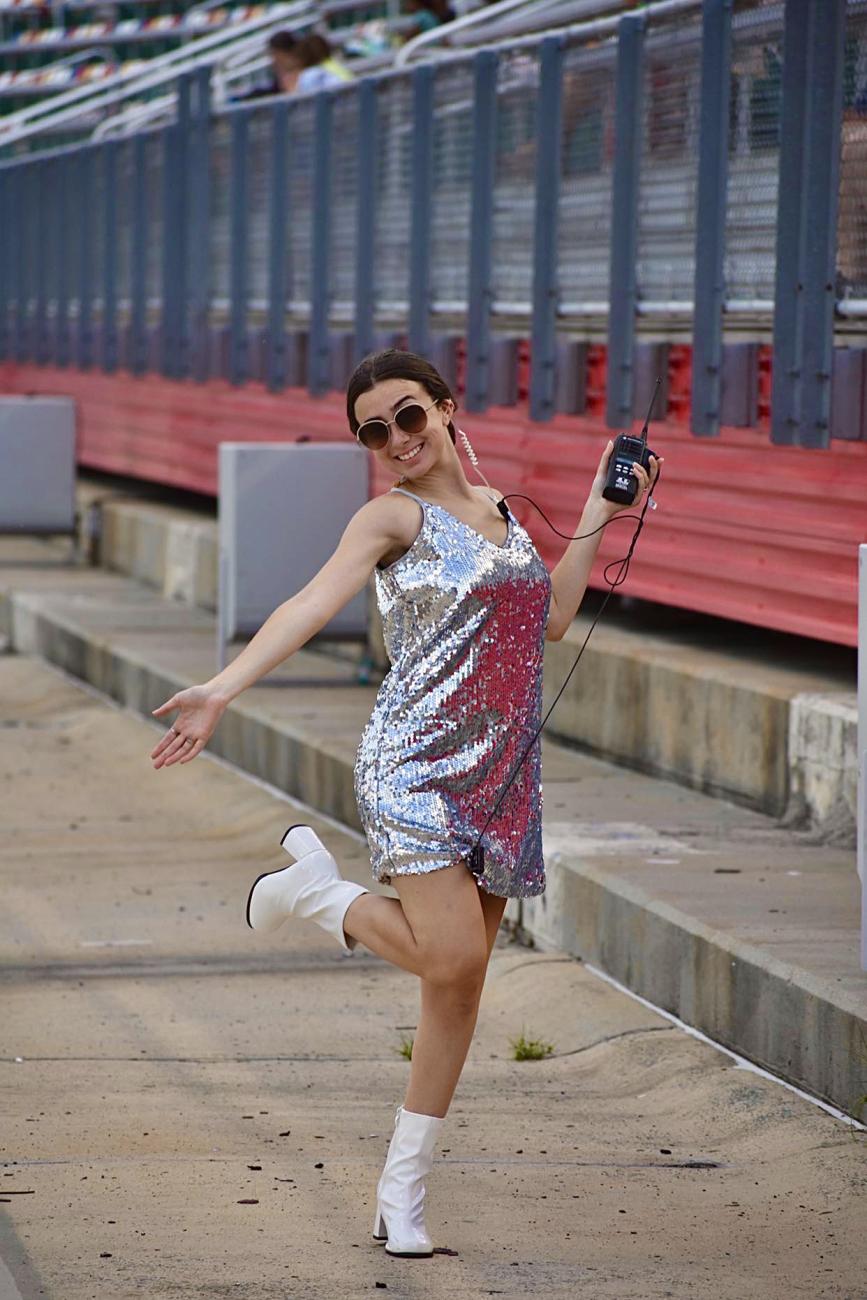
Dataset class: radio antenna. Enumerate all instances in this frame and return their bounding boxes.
[637,377,662,449]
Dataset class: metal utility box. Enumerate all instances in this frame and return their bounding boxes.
[0,396,76,532]
[217,442,369,671]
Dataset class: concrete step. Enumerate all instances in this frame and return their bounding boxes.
[72,475,858,842]
[1,530,864,1121]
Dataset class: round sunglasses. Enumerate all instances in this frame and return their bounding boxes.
[354,399,439,451]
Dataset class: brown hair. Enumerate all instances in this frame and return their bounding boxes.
[346,348,457,444]
[267,29,298,54]
[298,32,332,67]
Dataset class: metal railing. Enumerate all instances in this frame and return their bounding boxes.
[0,0,865,447]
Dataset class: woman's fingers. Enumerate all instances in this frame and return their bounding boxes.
[150,721,186,759]
[162,737,200,768]
[151,696,179,718]
[150,729,178,760]
[632,464,649,502]
[178,737,205,764]
[152,731,189,768]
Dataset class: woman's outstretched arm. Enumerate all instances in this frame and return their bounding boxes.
[149,495,406,769]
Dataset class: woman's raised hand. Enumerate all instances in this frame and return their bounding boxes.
[149,684,228,770]
[589,439,663,517]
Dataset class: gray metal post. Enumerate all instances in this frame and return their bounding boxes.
[56,154,71,368]
[160,119,177,376]
[77,149,94,369]
[800,0,845,448]
[102,140,119,373]
[266,100,289,390]
[606,12,646,430]
[529,36,564,423]
[860,544,867,970]
[35,159,49,364]
[354,78,377,364]
[691,0,733,437]
[160,76,190,378]
[772,0,845,448]
[408,65,434,359]
[465,49,498,413]
[0,170,8,361]
[44,158,58,365]
[189,65,212,383]
[308,91,333,396]
[228,109,250,386]
[14,165,28,361]
[771,0,808,444]
[130,134,148,375]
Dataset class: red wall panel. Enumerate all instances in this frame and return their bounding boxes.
[2,363,864,646]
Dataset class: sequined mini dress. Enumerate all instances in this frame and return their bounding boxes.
[353,486,552,898]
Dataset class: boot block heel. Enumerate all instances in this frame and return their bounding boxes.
[372,1205,387,1242]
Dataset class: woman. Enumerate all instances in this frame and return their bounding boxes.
[149,349,660,1258]
[295,32,354,90]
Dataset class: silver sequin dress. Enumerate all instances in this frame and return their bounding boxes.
[353,486,552,898]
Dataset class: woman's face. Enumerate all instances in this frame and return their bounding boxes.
[353,377,453,480]
[272,49,302,90]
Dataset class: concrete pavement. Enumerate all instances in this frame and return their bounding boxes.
[0,532,864,1120]
[1,655,865,1300]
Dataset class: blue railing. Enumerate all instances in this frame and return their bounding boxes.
[1,0,866,447]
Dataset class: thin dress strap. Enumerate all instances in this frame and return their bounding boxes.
[389,486,426,504]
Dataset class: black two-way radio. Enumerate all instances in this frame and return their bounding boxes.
[464,380,663,878]
[602,382,660,505]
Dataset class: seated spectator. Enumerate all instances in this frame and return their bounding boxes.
[295,32,354,90]
[403,0,457,41]
[233,29,301,99]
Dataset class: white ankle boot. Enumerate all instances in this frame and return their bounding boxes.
[373,1104,445,1256]
[245,824,369,953]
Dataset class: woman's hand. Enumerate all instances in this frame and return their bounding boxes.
[149,684,229,770]
[587,440,663,520]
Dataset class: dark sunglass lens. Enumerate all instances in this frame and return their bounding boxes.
[395,402,428,435]
[358,421,389,450]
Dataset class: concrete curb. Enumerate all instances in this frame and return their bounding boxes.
[520,852,865,1119]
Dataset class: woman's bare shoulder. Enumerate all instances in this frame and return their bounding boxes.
[354,489,424,551]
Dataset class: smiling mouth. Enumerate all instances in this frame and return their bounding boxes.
[396,443,423,463]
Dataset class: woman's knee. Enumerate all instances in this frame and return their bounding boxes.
[393,859,489,987]
[422,938,489,992]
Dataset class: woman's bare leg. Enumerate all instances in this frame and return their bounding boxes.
[402,884,508,1117]
[342,890,428,977]
[343,857,499,979]
[344,862,510,1116]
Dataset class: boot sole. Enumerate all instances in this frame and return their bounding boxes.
[246,825,309,929]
